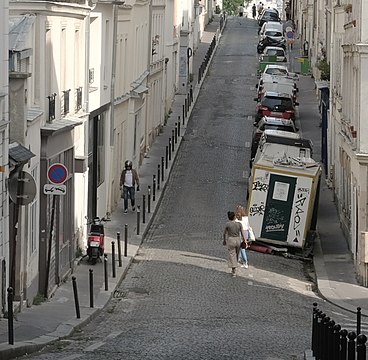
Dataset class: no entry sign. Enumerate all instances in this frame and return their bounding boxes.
[47,163,68,184]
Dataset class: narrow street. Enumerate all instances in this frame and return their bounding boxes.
[18,16,362,360]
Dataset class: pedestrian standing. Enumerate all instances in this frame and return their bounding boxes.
[238,4,244,17]
[223,211,247,277]
[120,160,140,214]
[235,205,251,268]
[252,3,257,19]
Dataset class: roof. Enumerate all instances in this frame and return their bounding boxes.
[259,116,295,127]
[41,117,83,136]
[263,91,293,98]
[9,15,36,52]
[262,129,300,139]
[9,142,35,164]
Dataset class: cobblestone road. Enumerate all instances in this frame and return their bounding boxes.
[18,16,363,360]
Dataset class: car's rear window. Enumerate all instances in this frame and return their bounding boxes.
[265,49,285,56]
[261,124,295,132]
[265,31,283,37]
[262,96,293,109]
[262,13,279,20]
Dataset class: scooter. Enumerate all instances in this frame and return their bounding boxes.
[86,217,105,264]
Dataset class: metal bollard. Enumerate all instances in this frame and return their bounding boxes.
[89,269,94,308]
[356,334,367,360]
[178,121,181,137]
[148,186,151,213]
[190,85,193,103]
[322,316,330,360]
[312,303,318,353]
[357,307,362,335]
[165,145,169,169]
[124,224,128,257]
[332,324,341,360]
[340,329,348,360]
[182,104,185,121]
[153,175,156,201]
[327,319,335,360]
[7,287,14,345]
[142,195,146,224]
[117,232,122,267]
[185,99,188,117]
[111,241,116,278]
[104,254,108,290]
[72,276,81,319]
[161,157,165,182]
[187,93,190,109]
[137,206,140,235]
[157,164,160,190]
[347,332,357,360]
[175,123,178,143]
[171,130,175,152]
[168,139,172,161]
[316,312,326,359]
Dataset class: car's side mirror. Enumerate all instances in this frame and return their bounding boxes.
[294,102,299,106]
[254,97,259,101]
[256,83,258,88]
[295,128,299,132]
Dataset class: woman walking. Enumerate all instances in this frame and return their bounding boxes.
[223,211,248,277]
[235,205,251,268]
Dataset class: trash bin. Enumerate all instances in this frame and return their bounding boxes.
[300,56,309,75]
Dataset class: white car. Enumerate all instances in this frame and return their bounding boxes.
[262,64,299,78]
[259,21,284,42]
[259,46,287,62]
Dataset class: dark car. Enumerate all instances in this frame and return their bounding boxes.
[258,9,281,28]
[254,91,299,123]
[250,117,298,160]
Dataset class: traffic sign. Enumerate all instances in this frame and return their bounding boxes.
[43,184,66,196]
[47,163,68,184]
[8,171,37,205]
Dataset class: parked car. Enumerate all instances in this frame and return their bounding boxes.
[256,75,298,103]
[259,21,284,42]
[259,46,287,62]
[254,91,299,123]
[250,117,298,160]
[258,8,281,27]
[257,36,286,54]
[262,64,298,79]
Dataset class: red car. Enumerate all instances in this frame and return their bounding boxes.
[254,91,299,123]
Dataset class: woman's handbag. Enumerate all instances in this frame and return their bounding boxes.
[249,227,256,242]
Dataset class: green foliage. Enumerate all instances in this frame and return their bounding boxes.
[33,293,47,305]
[317,58,330,81]
[223,0,251,15]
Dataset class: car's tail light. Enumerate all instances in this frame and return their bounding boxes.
[259,106,269,111]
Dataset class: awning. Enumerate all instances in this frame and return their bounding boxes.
[41,117,83,137]
[130,84,148,98]
[9,142,35,165]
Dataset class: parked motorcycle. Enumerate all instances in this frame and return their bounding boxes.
[86,217,106,264]
[257,36,286,54]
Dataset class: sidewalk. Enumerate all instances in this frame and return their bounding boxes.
[1,15,368,360]
[0,15,225,360]
[289,39,368,317]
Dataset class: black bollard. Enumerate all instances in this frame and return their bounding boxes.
[117,232,122,267]
[124,224,128,257]
[182,104,185,121]
[340,329,348,360]
[89,269,94,308]
[175,123,178,143]
[142,195,146,224]
[161,157,165,182]
[322,316,330,360]
[327,319,335,360]
[72,276,81,319]
[137,206,140,235]
[157,164,160,190]
[185,99,188,117]
[168,139,172,161]
[190,85,193,103]
[104,254,108,291]
[316,312,326,359]
[357,307,362,335]
[171,130,175,152]
[332,324,341,360]
[312,303,318,353]
[148,186,151,213]
[7,287,14,345]
[357,334,367,360]
[347,332,357,360]
[187,93,190,109]
[165,146,169,169]
[178,121,181,137]
[153,175,156,201]
[111,241,116,278]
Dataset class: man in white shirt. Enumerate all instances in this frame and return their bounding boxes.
[120,160,140,214]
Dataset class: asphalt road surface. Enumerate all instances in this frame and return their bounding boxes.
[19,16,365,360]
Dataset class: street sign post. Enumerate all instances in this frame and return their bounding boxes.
[47,163,68,184]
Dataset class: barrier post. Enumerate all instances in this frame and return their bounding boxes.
[72,276,81,319]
